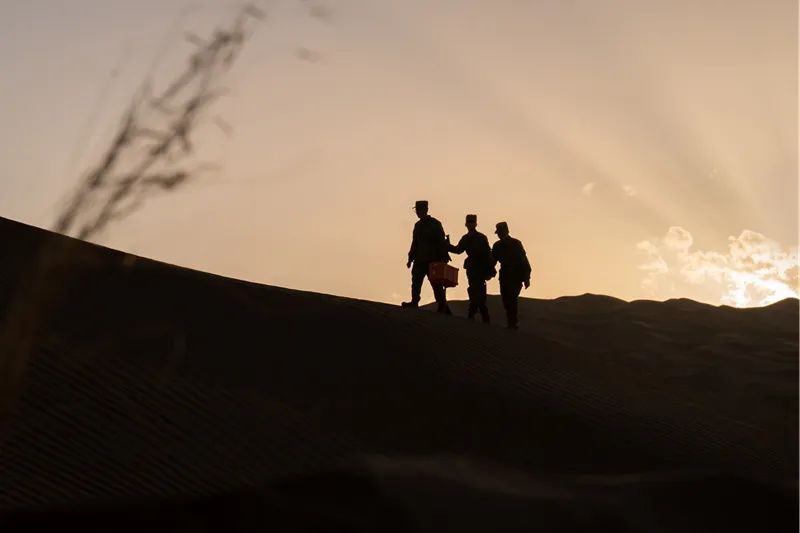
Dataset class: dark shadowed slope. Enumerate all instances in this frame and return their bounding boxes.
[439,294,798,436]
[0,217,797,532]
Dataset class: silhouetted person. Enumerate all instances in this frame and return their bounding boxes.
[403,200,452,314]
[491,222,531,329]
[447,214,493,323]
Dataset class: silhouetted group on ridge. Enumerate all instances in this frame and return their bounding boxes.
[403,200,531,330]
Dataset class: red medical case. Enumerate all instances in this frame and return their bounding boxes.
[428,262,459,288]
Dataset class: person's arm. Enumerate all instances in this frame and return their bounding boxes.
[490,241,500,269]
[407,226,417,267]
[448,235,466,254]
[519,241,532,287]
[485,238,498,279]
[481,235,491,257]
[434,220,450,261]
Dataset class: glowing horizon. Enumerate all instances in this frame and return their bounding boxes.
[0,0,796,308]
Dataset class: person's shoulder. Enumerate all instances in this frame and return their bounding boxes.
[425,217,444,230]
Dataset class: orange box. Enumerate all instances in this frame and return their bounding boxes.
[428,261,459,288]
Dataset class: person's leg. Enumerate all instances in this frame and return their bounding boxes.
[500,279,521,328]
[431,282,451,313]
[477,279,490,323]
[466,284,477,319]
[466,271,481,319]
[428,271,451,314]
[500,279,511,325]
[403,262,427,307]
[506,281,522,328]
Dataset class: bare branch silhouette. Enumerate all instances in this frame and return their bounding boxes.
[2,4,266,432]
[2,1,332,429]
[53,4,264,242]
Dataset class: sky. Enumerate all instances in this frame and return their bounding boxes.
[0,0,797,307]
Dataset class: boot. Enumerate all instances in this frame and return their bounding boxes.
[401,300,419,308]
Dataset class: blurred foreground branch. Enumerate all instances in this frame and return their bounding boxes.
[1,4,264,431]
[53,4,264,241]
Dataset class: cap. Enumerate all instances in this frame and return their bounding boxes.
[495,221,509,234]
[414,200,429,210]
[465,214,477,224]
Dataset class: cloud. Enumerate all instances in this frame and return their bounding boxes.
[622,185,637,197]
[581,182,595,196]
[637,226,799,307]
[662,226,693,251]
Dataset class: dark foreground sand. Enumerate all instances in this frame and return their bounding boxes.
[0,217,797,532]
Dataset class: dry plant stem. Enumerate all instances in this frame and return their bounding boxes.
[0,5,263,432]
[54,6,263,242]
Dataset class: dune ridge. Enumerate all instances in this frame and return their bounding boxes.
[0,217,796,531]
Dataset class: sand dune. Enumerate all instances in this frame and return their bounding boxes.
[0,217,797,532]
[438,294,797,442]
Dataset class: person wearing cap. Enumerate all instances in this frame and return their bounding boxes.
[403,200,452,313]
[446,214,493,323]
[490,221,532,329]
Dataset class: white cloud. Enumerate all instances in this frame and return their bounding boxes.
[637,226,799,307]
[662,226,693,251]
[622,185,637,197]
[581,182,595,196]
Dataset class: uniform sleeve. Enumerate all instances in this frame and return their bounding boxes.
[434,220,449,261]
[482,235,491,256]
[490,241,500,268]
[519,241,532,280]
[408,225,418,261]
[448,235,467,254]
[434,220,446,241]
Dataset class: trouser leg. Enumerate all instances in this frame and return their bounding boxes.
[477,280,490,322]
[501,279,522,327]
[467,271,487,321]
[466,284,478,318]
[410,263,427,304]
[430,278,449,313]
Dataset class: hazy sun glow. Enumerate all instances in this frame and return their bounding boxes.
[638,227,799,307]
[0,1,796,307]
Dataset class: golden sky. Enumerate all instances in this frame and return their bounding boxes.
[0,0,797,307]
